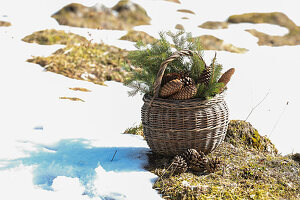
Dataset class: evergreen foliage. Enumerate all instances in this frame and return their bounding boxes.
[124,31,224,99]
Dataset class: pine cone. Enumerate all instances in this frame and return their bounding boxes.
[159,79,183,98]
[171,155,188,174]
[161,73,181,86]
[169,84,197,100]
[182,149,208,172]
[198,66,212,85]
[206,157,222,173]
[181,76,195,86]
[218,68,235,92]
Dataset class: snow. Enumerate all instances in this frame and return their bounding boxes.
[0,0,300,199]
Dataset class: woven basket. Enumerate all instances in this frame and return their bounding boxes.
[141,50,229,156]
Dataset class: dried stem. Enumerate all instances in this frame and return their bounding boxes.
[245,90,270,121]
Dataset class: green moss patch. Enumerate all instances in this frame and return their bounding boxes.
[177,9,195,15]
[119,30,157,44]
[142,120,300,199]
[227,12,300,46]
[199,21,228,29]
[52,1,150,30]
[27,42,129,85]
[195,35,248,53]
[0,21,11,27]
[22,29,88,45]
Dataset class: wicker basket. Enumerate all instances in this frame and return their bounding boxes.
[141,50,229,156]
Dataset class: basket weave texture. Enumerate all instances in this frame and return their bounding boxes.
[141,50,229,156]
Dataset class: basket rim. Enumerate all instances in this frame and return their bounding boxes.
[143,91,226,109]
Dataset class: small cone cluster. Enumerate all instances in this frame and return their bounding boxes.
[168,149,222,174]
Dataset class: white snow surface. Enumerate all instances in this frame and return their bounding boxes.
[0,0,300,199]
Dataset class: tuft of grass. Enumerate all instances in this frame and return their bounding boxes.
[124,123,144,137]
[119,30,157,44]
[133,120,300,199]
[69,87,91,92]
[22,29,88,45]
[0,21,11,27]
[177,9,195,15]
[59,97,85,102]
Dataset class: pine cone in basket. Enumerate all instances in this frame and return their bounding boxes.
[159,79,183,98]
[218,68,235,92]
[182,149,208,172]
[169,84,197,100]
[198,66,212,85]
[181,75,195,86]
[171,155,188,174]
[161,73,182,87]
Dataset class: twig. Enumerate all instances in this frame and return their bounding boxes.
[245,90,270,121]
[268,101,289,138]
[111,150,117,162]
[210,52,217,85]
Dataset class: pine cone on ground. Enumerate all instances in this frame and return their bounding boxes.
[198,66,212,85]
[182,149,208,172]
[169,84,197,100]
[170,155,188,174]
[206,157,222,173]
[159,79,183,98]
[161,73,182,87]
[218,68,235,92]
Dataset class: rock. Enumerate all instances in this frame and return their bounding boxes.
[52,1,151,30]
[196,35,248,53]
[292,153,300,163]
[119,30,157,44]
[225,120,278,155]
[198,21,228,29]
[0,20,11,27]
[175,24,184,30]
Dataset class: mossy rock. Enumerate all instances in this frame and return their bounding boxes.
[225,120,278,155]
[119,30,157,44]
[123,123,144,137]
[143,120,300,199]
[27,43,129,85]
[0,21,11,27]
[195,35,248,53]
[199,21,228,29]
[112,0,151,27]
[22,29,88,45]
[227,12,300,46]
[52,1,150,30]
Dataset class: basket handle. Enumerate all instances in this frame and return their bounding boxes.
[152,50,206,99]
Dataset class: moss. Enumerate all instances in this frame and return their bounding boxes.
[52,1,150,30]
[0,21,11,27]
[22,29,88,45]
[177,9,195,15]
[227,12,300,46]
[141,120,300,199]
[69,87,91,92]
[195,35,248,53]
[123,123,144,137]
[119,30,157,44]
[198,21,228,29]
[59,97,85,102]
[175,24,184,30]
[27,42,129,85]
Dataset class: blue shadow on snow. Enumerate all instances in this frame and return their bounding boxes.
[0,138,149,195]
